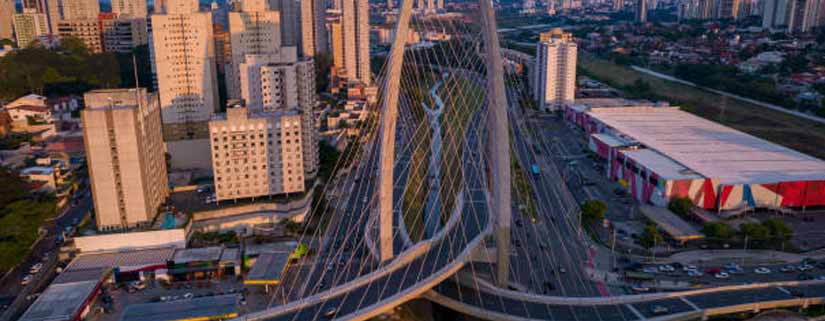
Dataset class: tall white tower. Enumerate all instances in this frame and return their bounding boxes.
[534,28,576,112]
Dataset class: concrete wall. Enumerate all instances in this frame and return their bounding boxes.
[73,229,186,252]
[166,138,213,171]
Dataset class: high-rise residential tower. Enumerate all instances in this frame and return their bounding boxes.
[13,9,50,47]
[763,0,790,28]
[635,0,647,21]
[0,0,13,40]
[227,0,282,99]
[151,0,219,140]
[340,0,370,85]
[82,88,169,231]
[533,28,576,112]
[299,0,328,56]
[111,0,148,17]
[61,0,100,19]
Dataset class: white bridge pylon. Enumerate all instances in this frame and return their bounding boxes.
[375,0,512,286]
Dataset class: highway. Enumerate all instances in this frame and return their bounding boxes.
[238,101,491,321]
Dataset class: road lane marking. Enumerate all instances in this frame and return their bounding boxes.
[680,296,701,311]
[624,304,646,320]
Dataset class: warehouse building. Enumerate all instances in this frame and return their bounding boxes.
[579,106,825,211]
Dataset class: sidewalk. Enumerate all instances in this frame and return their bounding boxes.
[652,249,822,266]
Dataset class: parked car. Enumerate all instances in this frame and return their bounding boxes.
[651,305,669,315]
[21,275,33,286]
[29,263,43,274]
[714,272,730,279]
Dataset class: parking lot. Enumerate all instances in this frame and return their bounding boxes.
[630,259,825,290]
[89,278,269,321]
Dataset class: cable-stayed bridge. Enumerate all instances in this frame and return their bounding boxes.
[230,0,825,320]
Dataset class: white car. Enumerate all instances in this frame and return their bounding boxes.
[754,267,771,274]
[682,265,698,272]
[687,270,703,277]
[21,274,33,285]
[714,272,730,279]
[642,266,658,273]
[659,265,675,272]
[781,265,796,272]
[29,263,43,274]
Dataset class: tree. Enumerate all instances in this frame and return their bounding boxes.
[0,166,28,208]
[701,222,735,239]
[667,197,693,218]
[639,225,664,249]
[762,218,792,241]
[739,222,769,240]
[580,200,607,226]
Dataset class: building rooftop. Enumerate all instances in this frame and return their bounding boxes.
[67,247,176,271]
[172,246,224,264]
[18,280,100,321]
[640,205,704,243]
[590,133,628,148]
[119,294,239,321]
[622,149,702,180]
[53,267,110,284]
[245,251,290,285]
[588,107,825,184]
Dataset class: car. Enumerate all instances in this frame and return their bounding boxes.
[658,265,675,272]
[687,270,703,277]
[798,264,814,271]
[724,262,740,270]
[631,285,650,293]
[754,267,771,274]
[682,265,698,272]
[324,308,339,318]
[705,267,721,274]
[130,280,146,290]
[30,263,43,274]
[21,275,33,285]
[714,272,730,279]
[183,292,194,299]
[816,275,825,281]
[642,266,658,273]
[727,266,744,274]
[559,267,567,274]
[651,305,669,315]
[781,265,796,273]
[798,273,814,281]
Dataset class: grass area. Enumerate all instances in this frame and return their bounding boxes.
[511,153,539,223]
[0,199,56,271]
[438,75,483,225]
[578,53,825,160]
[400,68,436,242]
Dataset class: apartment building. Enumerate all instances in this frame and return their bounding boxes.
[82,88,169,231]
[534,28,577,112]
[209,105,305,201]
[101,16,149,53]
[227,0,282,100]
[151,0,219,140]
[13,8,50,47]
[57,19,103,53]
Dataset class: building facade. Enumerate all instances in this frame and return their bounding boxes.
[209,106,305,201]
[57,19,103,53]
[151,0,219,140]
[534,29,577,112]
[13,9,50,47]
[111,0,148,17]
[101,16,149,53]
[227,0,282,100]
[82,88,169,231]
[0,0,14,40]
[299,0,328,57]
[339,0,371,85]
[62,0,100,20]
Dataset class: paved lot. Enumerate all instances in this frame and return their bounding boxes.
[90,278,250,321]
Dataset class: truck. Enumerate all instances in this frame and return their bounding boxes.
[531,164,540,175]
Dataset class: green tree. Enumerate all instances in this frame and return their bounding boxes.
[58,36,90,57]
[701,222,735,239]
[639,225,664,249]
[580,199,607,226]
[739,222,770,240]
[762,218,792,241]
[667,197,694,218]
[0,166,28,208]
